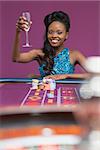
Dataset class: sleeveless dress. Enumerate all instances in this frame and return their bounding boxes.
[39,48,74,78]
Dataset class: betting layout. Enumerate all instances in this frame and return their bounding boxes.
[21,79,80,106]
[0,79,82,150]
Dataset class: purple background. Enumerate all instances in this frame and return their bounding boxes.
[0,1,100,78]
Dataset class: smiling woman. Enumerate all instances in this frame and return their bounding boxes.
[12,11,90,80]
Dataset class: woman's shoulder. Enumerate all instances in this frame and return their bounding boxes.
[69,49,85,63]
[69,49,81,55]
[29,48,44,59]
[69,48,86,63]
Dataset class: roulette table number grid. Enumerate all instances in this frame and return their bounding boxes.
[20,79,80,107]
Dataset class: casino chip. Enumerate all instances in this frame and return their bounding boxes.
[89,76,100,97]
[84,56,100,73]
[47,93,54,98]
[42,128,54,136]
[79,83,94,99]
[82,56,100,99]
[32,79,39,89]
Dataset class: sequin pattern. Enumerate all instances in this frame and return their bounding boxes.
[39,48,74,77]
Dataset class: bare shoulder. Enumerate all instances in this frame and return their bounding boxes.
[69,49,82,55]
[69,49,86,58]
[69,49,86,65]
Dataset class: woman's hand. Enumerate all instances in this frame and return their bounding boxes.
[16,16,32,32]
[45,73,91,80]
[45,74,67,80]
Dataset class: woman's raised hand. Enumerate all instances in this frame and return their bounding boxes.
[16,16,32,32]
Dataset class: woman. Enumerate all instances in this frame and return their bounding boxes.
[12,11,90,80]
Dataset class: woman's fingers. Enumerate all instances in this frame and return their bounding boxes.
[16,16,32,31]
[45,75,61,80]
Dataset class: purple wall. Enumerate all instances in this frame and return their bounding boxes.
[0,1,100,78]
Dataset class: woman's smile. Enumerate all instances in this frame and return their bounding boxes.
[48,21,67,47]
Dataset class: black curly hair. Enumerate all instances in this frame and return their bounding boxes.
[41,11,70,76]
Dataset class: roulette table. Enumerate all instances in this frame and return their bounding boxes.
[0,78,87,150]
[0,78,86,107]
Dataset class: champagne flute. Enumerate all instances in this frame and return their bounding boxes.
[22,12,32,47]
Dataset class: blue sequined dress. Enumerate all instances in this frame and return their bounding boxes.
[39,48,74,77]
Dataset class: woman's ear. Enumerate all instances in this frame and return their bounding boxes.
[66,32,69,39]
[65,32,69,41]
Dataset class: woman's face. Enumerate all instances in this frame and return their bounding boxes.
[47,21,68,47]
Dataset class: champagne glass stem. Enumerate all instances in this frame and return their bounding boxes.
[25,31,29,46]
[22,11,32,47]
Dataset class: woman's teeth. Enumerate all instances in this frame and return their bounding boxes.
[51,39,59,43]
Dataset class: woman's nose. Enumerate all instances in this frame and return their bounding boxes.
[51,32,58,37]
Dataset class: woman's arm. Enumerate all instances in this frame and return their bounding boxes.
[73,50,87,70]
[44,73,91,80]
[12,16,44,63]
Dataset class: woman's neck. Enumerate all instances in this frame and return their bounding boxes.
[55,45,65,56]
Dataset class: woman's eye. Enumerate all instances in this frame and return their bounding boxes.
[48,30,63,35]
[48,30,53,34]
[57,31,62,34]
